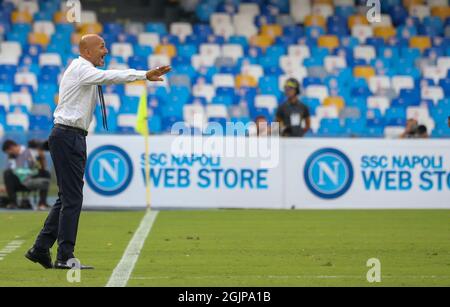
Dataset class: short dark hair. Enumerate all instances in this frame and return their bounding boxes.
[417,125,427,135]
[2,139,17,153]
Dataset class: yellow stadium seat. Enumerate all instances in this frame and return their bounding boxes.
[348,15,369,29]
[431,6,450,20]
[236,75,257,88]
[318,35,339,50]
[373,26,397,40]
[410,36,431,51]
[353,66,376,80]
[304,15,326,28]
[28,33,50,47]
[11,11,32,23]
[54,11,69,24]
[323,97,345,111]
[403,0,424,9]
[155,44,177,58]
[250,35,274,49]
[261,24,283,38]
[78,23,103,35]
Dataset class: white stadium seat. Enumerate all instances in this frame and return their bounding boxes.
[392,75,415,94]
[212,23,235,39]
[352,25,374,44]
[206,104,228,119]
[10,92,32,111]
[241,64,264,81]
[170,22,193,42]
[183,104,207,128]
[148,54,171,69]
[367,96,390,115]
[288,45,311,60]
[103,93,121,112]
[118,114,137,128]
[312,4,334,19]
[33,21,55,37]
[384,126,405,138]
[222,44,244,62]
[7,113,29,131]
[111,42,134,61]
[125,83,146,97]
[39,53,62,66]
[305,85,329,103]
[210,13,232,29]
[409,5,430,20]
[193,84,216,103]
[238,3,260,16]
[290,0,311,23]
[255,95,278,113]
[14,72,38,91]
[191,54,216,69]
[369,76,391,94]
[18,1,39,16]
[213,74,235,88]
[200,43,222,59]
[0,93,10,110]
[421,86,444,104]
[280,55,303,72]
[354,45,376,63]
[316,105,339,121]
[80,10,98,24]
[138,33,160,48]
[324,56,347,73]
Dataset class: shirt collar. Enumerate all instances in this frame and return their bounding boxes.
[78,56,95,67]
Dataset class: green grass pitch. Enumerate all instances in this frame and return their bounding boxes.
[0,209,449,287]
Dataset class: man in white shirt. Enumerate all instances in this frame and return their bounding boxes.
[25,34,171,270]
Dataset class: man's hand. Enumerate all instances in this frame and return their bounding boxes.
[146,65,172,81]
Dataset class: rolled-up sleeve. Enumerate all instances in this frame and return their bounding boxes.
[78,65,147,85]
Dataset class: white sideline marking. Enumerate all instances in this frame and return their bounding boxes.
[0,239,25,262]
[106,210,158,287]
[130,275,450,280]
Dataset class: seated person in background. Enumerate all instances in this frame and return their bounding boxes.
[416,125,429,139]
[275,78,311,137]
[401,119,428,139]
[2,140,51,210]
[401,119,418,138]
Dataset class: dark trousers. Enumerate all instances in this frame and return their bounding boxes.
[34,127,87,261]
[3,169,51,205]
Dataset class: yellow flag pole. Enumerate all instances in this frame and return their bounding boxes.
[144,123,151,210]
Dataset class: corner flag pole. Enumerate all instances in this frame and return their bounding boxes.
[144,124,151,210]
[136,85,151,210]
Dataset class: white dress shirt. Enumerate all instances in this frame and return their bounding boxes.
[54,56,148,131]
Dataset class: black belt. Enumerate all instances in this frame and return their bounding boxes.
[54,124,88,137]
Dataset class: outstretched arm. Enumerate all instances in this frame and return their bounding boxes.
[79,65,172,85]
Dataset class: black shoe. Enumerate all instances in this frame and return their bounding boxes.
[54,259,94,270]
[25,248,53,269]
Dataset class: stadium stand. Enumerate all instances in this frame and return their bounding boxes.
[0,0,449,138]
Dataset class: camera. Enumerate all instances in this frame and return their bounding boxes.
[28,139,50,151]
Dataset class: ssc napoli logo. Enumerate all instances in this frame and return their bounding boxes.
[304,148,353,199]
[86,145,133,196]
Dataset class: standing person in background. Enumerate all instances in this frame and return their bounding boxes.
[275,78,311,137]
[25,34,171,270]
